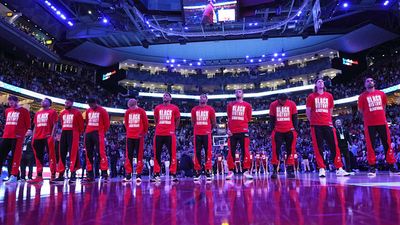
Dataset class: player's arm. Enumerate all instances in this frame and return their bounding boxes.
[142,109,149,135]
[305,95,312,122]
[154,107,159,125]
[269,103,276,131]
[51,111,58,137]
[191,108,196,127]
[382,92,387,110]
[226,103,232,135]
[329,94,334,116]
[247,103,252,121]
[175,107,181,130]
[124,111,129,132]
[292,114,299,131]
[211,108,217,129]
[103,109,110,131]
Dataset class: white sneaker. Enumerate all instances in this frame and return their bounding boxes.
[319,168,326,178]
[243,171,254,180]
[368,171,377,177]
[5,175,18,185]
[336,168,350,177]
[226,171,234,180]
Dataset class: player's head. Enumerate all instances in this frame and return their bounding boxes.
[127,98,138,108]
[314,78,325,92]
[41,98,52,108]
[7,95,18,108]
[277,93,288,105]
[87,97,98,109]
[335,119,342,127]
[235,89,244,100]
[25,129,32,137]
[65,98,74,109]
[364,77,375,89]
[199,93,208,104]
[163,92,172,103]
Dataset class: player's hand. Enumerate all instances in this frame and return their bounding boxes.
[227,129,232,137]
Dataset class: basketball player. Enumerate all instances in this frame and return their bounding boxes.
[306,79,350,177]
[216,151,225,175]
[269,93,298,179]
[234,150,242,173]
[29,98,58,184]
[82,97,110,183]
[226,89,253,180]
[151,92,180,182]
[191,94,216,181]
[0,96,31,184]
[262,151,268,174]
[255,151,261,174]
[358,77,400,176]
[123,98,149,183]
[249,151,255,174]
[52,98,84,184]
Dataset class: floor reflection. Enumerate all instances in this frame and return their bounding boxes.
[1,173,400,225]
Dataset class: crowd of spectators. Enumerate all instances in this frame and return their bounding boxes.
[2,52,400,177]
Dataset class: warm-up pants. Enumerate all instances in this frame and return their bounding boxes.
[271,130,297,166]
[58,130,81,173]
[32,137,57,175]
[193,134,213,171]
[0,137,24,176]
[310,125,343,169]
[364,124,395,165]
[85,131,108,176]
[153,135,177,174]
[227,133,251,170]
[125,137,144,175]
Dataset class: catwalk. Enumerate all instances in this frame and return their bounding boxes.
[1,172,400,225]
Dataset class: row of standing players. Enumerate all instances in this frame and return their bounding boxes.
[1,77,399,184]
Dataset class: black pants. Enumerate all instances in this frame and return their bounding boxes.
[271,131,296,166]
[59,130,80,173]
[339,145,351,171]
[228,133,250,170]
[311,125,342,169]
[20,152,34,179]
[127,138,140,165]
[154,135,177,174]
[33,138,49,176]
[194,134,212,171]
[155,136,172,167]
[85,131,108,176]
[0,138,17,175]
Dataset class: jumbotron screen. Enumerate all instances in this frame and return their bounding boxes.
[183,0,237,25]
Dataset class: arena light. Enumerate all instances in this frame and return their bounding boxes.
[383,0,389,6]
[274,53,278,57]
[139,84,315,100]
[342,2,349,8]
[171,59,175,63]
[67,21,74,26]
[102,18,108,24]
[2,81,400,117]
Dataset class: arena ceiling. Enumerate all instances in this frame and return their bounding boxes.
[4,0,400,66]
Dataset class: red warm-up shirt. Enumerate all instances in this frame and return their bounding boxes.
[269,100,297,132]
[306,92,334,126]
[3,107,30,139]
[191,105,216,135]
[154,104,180,136]
[85,106,110,133]
[33,108,58,139]
[227,101,252,134]
[60,108,84,132]
[358,90,387,126]
[124,107,149,138]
